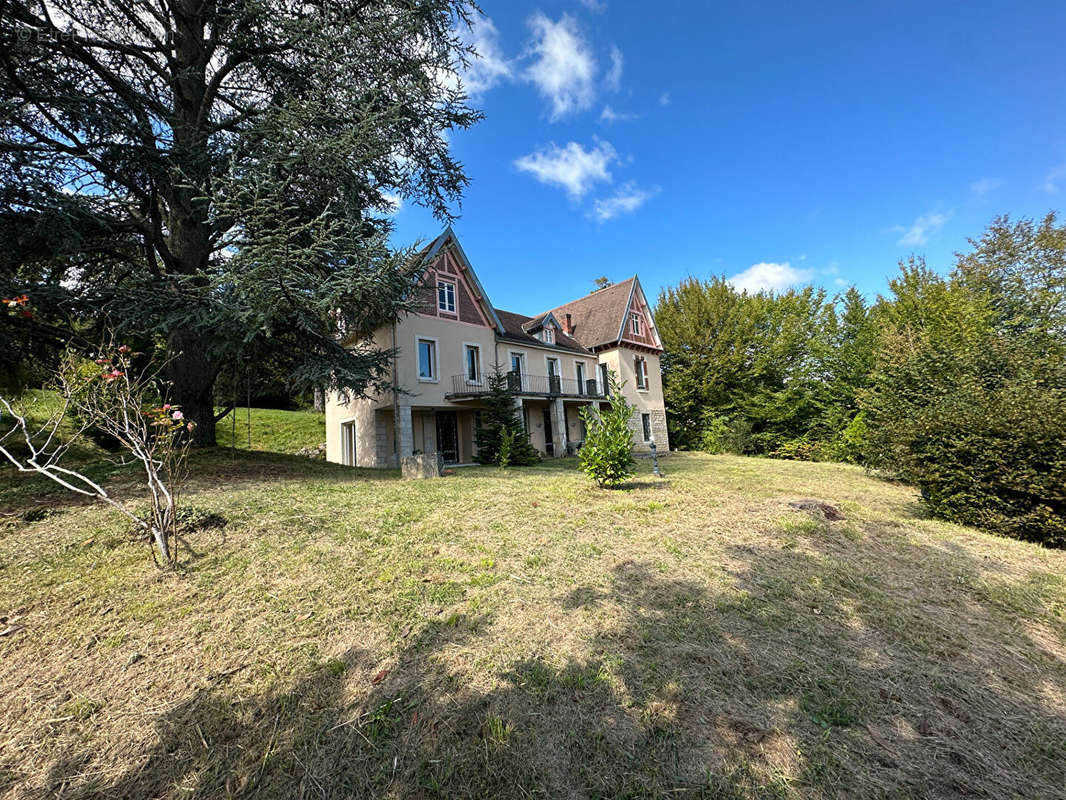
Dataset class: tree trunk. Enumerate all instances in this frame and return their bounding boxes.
[166,330,217,445]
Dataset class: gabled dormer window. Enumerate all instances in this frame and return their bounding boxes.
[630,312,642,336]
[542,327,554,344]
[437,280,456,313]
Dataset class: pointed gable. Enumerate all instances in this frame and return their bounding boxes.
[544,276,662,353]
[415,227,504,333]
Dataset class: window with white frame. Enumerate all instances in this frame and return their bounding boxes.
[546,357,559,377]
[542,326,554,344]
[464,344,480,382]
[599,362,609,393]
[575,362,586,394]
[510,352,524,375]
[631,312,642,336]
[634,356,648,389]
[437,280,456,313]
[418,338,437,380]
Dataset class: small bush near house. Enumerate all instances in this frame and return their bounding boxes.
[579,374,637,488]
[475,368,538,467]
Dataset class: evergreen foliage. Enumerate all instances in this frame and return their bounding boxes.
[579,373,637,488]
[0,0,482,443]
[864,214,1066,546]
[474,369,538,467]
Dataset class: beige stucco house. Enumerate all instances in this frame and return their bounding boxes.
[325,228,669,467]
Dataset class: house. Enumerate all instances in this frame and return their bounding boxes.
[325,228,669,467]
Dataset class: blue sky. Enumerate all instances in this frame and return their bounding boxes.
[389,0,1066,315]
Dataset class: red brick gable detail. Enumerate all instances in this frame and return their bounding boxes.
[619,290,658,349]
[414,251,492,328]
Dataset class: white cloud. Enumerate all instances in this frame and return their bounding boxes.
[457,16,512,97]
[591,183,658,221]
[600,104,638,123]
[524,13,597,120]
[1044,163,1066,194]
[605,46,623,92]
[727,262,814,294]
[381,192,403,214]
[578,0,607,11]
[969,177,1001,196]
[514,140,617,199]
[895,211,951,246]
[659,92,671,106]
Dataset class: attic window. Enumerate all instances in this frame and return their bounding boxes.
[437,280,456,313]
[542,327,554,344]
[630,312,642,335]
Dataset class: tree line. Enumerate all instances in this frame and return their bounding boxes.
[656,213,1065,547]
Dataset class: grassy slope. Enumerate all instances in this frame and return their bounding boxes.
[214,407,325,454]
[1,425,1065,797]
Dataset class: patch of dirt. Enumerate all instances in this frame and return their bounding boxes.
[788,498,846,521]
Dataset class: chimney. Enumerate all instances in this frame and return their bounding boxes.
[564,313,573,335]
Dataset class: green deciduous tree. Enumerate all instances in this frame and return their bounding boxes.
[0,0,483,443]
[655,277,875,460]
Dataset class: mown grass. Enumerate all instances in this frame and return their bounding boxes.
[1,433,1065,798]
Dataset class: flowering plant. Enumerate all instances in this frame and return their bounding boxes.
[0,340,195,568]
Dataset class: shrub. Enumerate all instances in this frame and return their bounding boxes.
[698,414,753,455]
[474,368,538,466]
[579,373,637,488]
[863,215,1066,547]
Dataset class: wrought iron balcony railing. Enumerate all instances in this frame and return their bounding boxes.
[448,371,605,399]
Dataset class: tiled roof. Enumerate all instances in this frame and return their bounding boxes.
[544,278,636,350]
[494,309,591,355]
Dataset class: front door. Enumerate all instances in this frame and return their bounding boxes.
[542,407,553,456]
[435,411,459,463]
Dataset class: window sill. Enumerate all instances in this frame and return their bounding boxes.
[418,377,440,384]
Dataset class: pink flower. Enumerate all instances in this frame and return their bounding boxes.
[162,404,172,411]
[118,345,131,353]
[171,410,184,420]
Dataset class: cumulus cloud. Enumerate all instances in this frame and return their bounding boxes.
[591,183,658,221]
[456,16,512,97]
[514,140,617,199]
[605,46,623,91]
[727,262,814,294]
[524,13,597,120]
[969,177,1001,196]
[1044,163,1066,194]
[895,212,951,246]
[578,0,607,11]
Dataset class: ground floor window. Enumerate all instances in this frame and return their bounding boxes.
[340,420,357,466]
[641,412,652,442]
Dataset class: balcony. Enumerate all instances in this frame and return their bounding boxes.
[448,371,606,400]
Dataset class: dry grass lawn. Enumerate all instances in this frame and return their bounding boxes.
[2,442,1065,798]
